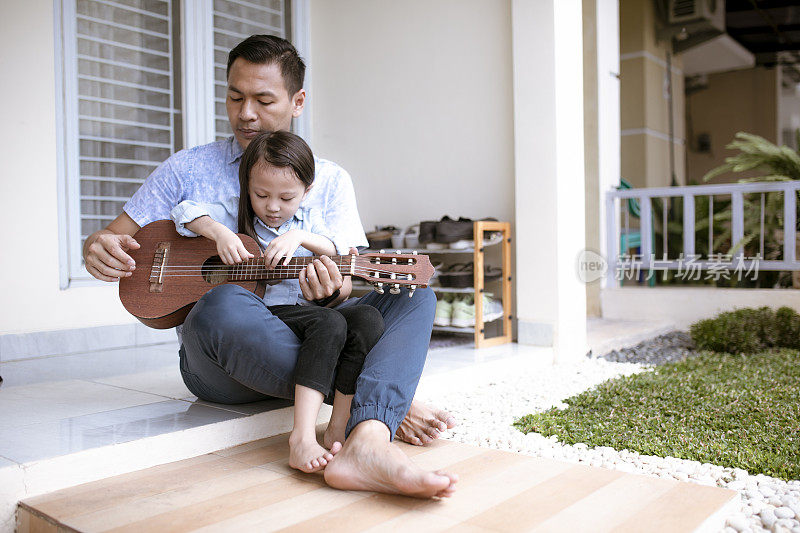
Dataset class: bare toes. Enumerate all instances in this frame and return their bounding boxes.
[429,418,447,432]
[329,441,343,454]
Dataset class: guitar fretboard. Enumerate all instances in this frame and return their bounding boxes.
[227,255,353,281]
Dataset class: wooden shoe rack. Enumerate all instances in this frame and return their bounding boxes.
[354,221,512,349]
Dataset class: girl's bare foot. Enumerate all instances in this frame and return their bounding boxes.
[396,400,457,446]
[323,421,347,450]
[289,433,341,473]
[324,420,458,498]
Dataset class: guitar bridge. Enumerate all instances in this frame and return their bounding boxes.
[149,242,170,293]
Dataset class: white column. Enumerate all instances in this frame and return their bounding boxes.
[182,0,215,148]
[597,0,621,288]
[512,0,587,362]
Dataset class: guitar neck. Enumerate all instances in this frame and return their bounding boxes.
[227,255,355,281]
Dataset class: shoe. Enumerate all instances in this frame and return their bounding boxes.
[438,263,472,287]
[404,225,420,248]
[482,293,504,322]
[436,216,474,244]
[366,229,393,249]
[451,294,504,327]
[434,294,454,326]
[449,239,474,250]
[419,221,437,244]
[450,295,474,327]
[430,261,444,283]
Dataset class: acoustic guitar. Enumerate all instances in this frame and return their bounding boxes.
[119,220,434,329]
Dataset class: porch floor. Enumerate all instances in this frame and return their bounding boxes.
[18,432,737,532]
[0,318,677,532]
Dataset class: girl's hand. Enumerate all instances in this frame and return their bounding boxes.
[213,228,254,265]
[263,229,306,268]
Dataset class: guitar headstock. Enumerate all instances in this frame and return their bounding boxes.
[353,251,434,296]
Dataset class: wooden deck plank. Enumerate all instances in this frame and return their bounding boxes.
[464,464,625,531]
[529,471,678,532]
[190,484,368,532]
[613,482,739,533]
[106,476,324,532]
[18,437,738,533]
[20,455,251,520]
[61,467,284,532]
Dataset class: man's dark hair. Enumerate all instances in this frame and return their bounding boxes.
[227,35,306,96]
[238,131,315,242]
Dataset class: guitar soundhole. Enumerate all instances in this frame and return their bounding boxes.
[201,256,231,285]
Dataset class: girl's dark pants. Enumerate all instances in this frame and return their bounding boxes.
[267,304,384,397]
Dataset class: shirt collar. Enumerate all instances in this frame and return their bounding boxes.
[254,208,305,233]
[227,136,243,165]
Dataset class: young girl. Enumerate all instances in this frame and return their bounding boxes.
[171,131,383,473]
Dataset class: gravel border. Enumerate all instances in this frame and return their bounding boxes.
[417,355,800,532]
[594,331,703,366]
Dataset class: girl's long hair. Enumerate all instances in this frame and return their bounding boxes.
[237,130,315,243]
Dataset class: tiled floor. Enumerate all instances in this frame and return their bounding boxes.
[0,341,293,466]
[0,332,531,468]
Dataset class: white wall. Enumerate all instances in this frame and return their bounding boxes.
[308,0,515,231]
[1,0,516,336]
[0,1,135,334]
[602,287,800,329]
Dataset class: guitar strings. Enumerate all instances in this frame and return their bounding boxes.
[147,265,410,275]
[147,266,419,280]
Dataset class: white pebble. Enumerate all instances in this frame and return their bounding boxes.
[776,507,796,520]
[727,514,750,531]
[728,480,747,491]
[762,509,778,529]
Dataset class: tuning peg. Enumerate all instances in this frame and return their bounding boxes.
[396,250,401,254]
[408,285,417,298]
[412,250,418,255]
[390,283,401,295]
[379,249,385,254]
[374,282,384,294]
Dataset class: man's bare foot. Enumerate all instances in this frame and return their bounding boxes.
[396,400,457,446]
[324,420,458,498]
[289,433,342,473]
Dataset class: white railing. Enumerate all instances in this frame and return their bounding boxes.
[605,181,800,287]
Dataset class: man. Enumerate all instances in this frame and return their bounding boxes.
[84,35,456,497]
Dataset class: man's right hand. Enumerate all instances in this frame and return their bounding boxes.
[83,212,142,282]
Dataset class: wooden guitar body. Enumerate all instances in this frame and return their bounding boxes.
[120,220,434,330]
[119,220,263,329]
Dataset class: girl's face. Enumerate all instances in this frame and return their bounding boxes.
[248,159,310,228]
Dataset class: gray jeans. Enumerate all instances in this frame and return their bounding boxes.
[179,284,436,438]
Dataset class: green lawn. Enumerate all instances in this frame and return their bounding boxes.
[514,349,800,480]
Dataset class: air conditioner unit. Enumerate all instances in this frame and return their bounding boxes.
[669,0,724,28]
[659,0,726,53]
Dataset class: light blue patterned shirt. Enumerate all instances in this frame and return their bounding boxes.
[170,198,338,306]
[124,136,368,253]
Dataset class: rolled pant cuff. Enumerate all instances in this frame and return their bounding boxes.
[346,404,405,441]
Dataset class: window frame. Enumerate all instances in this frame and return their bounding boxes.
[55,0,309,288]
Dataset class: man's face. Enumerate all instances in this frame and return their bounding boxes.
[226,58,305,149]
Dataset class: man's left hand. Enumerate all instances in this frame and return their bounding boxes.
[299,255,343,301]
